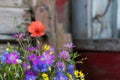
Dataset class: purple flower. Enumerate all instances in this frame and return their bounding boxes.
[13,34,19,38]
[59,50,70,61]
[27,46,39,52]
[50,46,55,52]
[56,62,66,71]
[28,54,36,60]
[25,70,37,80]
[64,42,75,48]
[13,32,25,40]
[23,62,31,70]
[6,51,20,64]
[28,54,40,66]
[0,51,9,62]
[40,51,55,65]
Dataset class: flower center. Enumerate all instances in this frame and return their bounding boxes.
[10,55,15,61]
[35,28,39,33]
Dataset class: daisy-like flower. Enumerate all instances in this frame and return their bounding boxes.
[6,51,20,64]
[40,51,55,65]
[28,21,46,37]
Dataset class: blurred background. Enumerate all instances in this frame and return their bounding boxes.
[0,0,120,80]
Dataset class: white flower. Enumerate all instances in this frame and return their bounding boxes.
[16,59,22,64]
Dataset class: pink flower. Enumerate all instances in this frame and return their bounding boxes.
[6,51,20,64]
[59,50,70,61]
[64,42,75,48]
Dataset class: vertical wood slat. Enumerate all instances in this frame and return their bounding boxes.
[35,0,72,49]
[87,0,92,38]
[72,0,88,39]
[35,0,57,48]
[111,0,117,38]
[56,24,72,51]
[56,0,70,33]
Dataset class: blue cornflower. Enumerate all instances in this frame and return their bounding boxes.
[33,62,50,72]
[54,72,68,80]
[67,64,76,79]
[0,51,9,62]
[67,64,74,75]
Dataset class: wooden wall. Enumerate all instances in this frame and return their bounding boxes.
[0,0,31,40]
[0,0,31,53]
[0,0,72,53]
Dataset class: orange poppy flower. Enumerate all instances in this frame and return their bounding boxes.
[28,21,46,37]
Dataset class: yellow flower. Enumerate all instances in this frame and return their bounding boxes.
[79,71,85,80]
[79,71,84,77]
[43,77,49,80]
[42,73,49,80]
[44,44,50,51]
[42,73,48,78]
[74,70,79,78]
[74,70,85,80]
[50,51,53,55]
[68,73,73,80]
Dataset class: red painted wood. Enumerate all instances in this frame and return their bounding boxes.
[56,0,67,6]
[77,52,120,80]
[55,0,68,22]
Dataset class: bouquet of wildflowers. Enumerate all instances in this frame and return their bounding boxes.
[0,21,85,80]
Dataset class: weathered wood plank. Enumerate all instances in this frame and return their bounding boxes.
[56,24,72,51]
[0,35,15,40]
[56,0,70,32]
[92,0,113,39]
[72,0,88,39]
[0,44,7,54]
[74,39,120,51]
[0,7,25,34]
[0,0,23,7]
